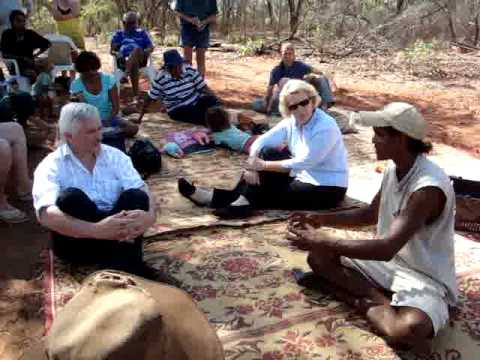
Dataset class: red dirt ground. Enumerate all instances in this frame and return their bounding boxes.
[1,45,480,359]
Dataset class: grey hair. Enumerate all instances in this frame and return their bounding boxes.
[58,103,101,141]
[278,79,321,118]
[123,11,140,22]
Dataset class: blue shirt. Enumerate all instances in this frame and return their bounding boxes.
[148,64,206,113]
[111,28,153,57]
[174,0,218,22]
[212,125,251,152]
[249,109,349,188]
[70,72,116,123]
[269,61,312,86]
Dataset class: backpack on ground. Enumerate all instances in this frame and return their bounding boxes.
[128,139,162,179]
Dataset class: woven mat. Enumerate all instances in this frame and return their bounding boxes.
[44,224,480,359]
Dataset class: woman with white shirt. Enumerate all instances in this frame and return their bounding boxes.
[178,79,349,218]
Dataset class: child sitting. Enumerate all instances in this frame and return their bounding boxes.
[205,107,258,154]
[32,59,55,121]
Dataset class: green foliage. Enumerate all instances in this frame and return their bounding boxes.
[30,6,56,34]
[403,40,437,62]
[237,39,265,57]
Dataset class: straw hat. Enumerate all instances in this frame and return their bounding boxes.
[22,270,224,360]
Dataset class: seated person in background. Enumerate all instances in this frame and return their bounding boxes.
[0,0,33,35]
[253,42,334,115]
[70,51,138,137]
[0,121,32,223]
[178,79,348,218]
[288,103,457,352]
[111,11,154,102]
[205,106,258,154]
[139,49,219,125]
[0,10,51,83]
[33,103,157,275]
[32,58,54,121]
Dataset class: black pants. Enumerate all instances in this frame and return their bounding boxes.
[168,94,219,125]
[52,187,149,271]
[211,148,347,210]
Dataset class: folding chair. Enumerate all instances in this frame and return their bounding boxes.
[111,52,156,91]
[44,33,79,79]
[0,53,31,92]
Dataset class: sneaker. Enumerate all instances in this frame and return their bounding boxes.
[178,178,206,207]
[0,206,28,223]
[212,204,253,219]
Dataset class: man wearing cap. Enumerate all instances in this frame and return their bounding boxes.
[288,102,457,351]
[174,0,217,77]
[22,270,225,360]
[139,49,219,125]
[111,11,154,101]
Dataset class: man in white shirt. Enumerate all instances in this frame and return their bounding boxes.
[33,103,156,275]
[288,103,457,352]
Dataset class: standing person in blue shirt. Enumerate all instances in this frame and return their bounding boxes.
[174,0,218,77]
[111,11,154,102]
[178,79,348,218]
[253,42,335,115]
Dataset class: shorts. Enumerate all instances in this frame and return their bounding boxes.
[57,17,85,50]
[341,257,450,335]
[180,23,210,49]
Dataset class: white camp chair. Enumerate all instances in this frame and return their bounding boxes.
[44,33,79,78]
[112,52,156,91]
[0,53,31,92]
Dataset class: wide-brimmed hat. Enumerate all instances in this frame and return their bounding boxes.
[22,270,224,360]
[354,102,427,140]
[163,49,184,67]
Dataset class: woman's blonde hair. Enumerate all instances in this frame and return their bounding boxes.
[278,79,321,118]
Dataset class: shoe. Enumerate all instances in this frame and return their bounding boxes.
[0,206,28,223]
[178,178,206,207]
[17,192,33,202]
[213,204,253,219]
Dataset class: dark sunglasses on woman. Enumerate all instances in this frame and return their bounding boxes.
[288,97,312,111]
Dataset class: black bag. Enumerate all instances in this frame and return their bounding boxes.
[128,139,162,179]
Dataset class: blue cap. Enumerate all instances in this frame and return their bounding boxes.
[163,49,183,67]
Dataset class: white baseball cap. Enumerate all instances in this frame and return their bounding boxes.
[354,102,427,140]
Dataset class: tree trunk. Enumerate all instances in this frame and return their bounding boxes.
[287,0,304,39]
[447,0,458,41]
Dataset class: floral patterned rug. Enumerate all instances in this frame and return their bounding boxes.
[44,223,480,360]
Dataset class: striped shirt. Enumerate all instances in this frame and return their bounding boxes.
[147,64,206,112]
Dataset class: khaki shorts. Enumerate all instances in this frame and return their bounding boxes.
[341,257,449,335]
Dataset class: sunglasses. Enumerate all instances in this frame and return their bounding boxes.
[287,97,311,111]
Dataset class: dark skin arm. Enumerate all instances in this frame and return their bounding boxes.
[289,190,381,229]
[288,186,446,261]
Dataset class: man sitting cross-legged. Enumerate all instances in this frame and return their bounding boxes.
[288,102,457,352]
[138,49,219,125]
[32,103,157,277]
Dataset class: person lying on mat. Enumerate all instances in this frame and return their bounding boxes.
[287,102,457,352]
[138,49,220,125]
[178,79,348,219]
[32,103,157,277]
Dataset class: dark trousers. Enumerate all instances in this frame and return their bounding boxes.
[211,148,347,210]
[52,187,149,271]
[168,94,219,125]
